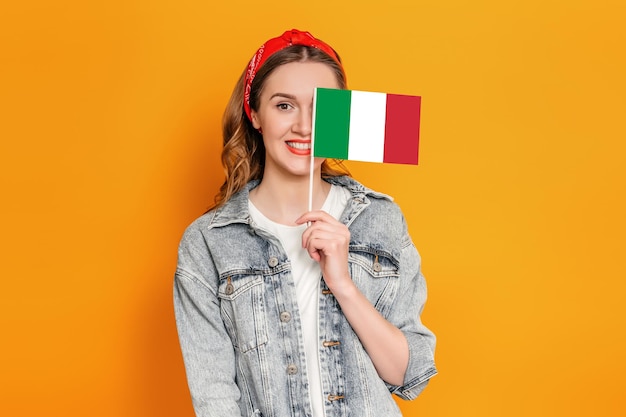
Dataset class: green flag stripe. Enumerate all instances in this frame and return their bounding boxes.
[313,88,351,159]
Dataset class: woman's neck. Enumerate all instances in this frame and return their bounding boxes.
[249,171,330,226]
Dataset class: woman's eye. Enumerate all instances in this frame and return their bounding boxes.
[277,103,292,110]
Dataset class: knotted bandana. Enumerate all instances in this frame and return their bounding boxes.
[243,29,344,121]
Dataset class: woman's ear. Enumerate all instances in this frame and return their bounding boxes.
[250,110,261,130]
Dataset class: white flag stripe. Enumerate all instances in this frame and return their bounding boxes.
[348,91,387,163]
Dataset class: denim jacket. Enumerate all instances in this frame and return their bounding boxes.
[174,176,437,417]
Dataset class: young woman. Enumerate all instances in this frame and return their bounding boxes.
[174,29,437,417]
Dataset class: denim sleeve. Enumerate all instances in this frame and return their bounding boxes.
[173,224,243,417]
[385,232,438,401]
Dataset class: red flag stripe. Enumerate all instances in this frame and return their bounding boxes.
[383,94,421,165]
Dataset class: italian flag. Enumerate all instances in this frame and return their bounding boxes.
[312,88,421,165]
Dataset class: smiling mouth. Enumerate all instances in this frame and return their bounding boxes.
[286,141,311,150]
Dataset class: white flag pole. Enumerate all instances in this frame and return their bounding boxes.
[308,88,318,223]
[308,150,314,213]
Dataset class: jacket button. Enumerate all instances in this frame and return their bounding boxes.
[372,262,382,272]
[225,283,234,295]
[287,364,298,375]
[225,277,234,295]
[280,312,292,323]
[268,257,279,267]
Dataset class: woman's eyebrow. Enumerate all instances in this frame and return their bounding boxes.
[269,92,297,100]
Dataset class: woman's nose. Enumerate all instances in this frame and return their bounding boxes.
[293,107,312,137]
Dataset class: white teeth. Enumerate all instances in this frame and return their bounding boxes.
[287,142,311,150]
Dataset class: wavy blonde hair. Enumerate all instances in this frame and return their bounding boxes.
[210,45,350,210]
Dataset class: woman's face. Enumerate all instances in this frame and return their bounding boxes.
[250,61,341,179]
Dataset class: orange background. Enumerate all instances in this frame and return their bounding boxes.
[1,1,625,416]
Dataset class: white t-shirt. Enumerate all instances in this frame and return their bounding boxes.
[248,184,350,417]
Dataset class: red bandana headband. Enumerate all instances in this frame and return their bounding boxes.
[243,29,344,122]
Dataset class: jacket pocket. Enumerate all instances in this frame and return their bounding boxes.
[348,250,400,316]
[218,273,268,353]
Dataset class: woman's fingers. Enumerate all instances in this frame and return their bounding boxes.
[295,210,336,226]
[297,211,349,251]
[296,210,352,288]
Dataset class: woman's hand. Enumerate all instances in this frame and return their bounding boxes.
[295,210,353,293]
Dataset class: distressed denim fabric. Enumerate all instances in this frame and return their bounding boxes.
[174,176,437,417]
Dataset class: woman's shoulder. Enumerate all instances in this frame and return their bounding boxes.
[177,210,216,250]
[329,176,409,247]
[182,181,256,238]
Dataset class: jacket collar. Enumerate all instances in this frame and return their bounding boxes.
[207,176,391,229]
